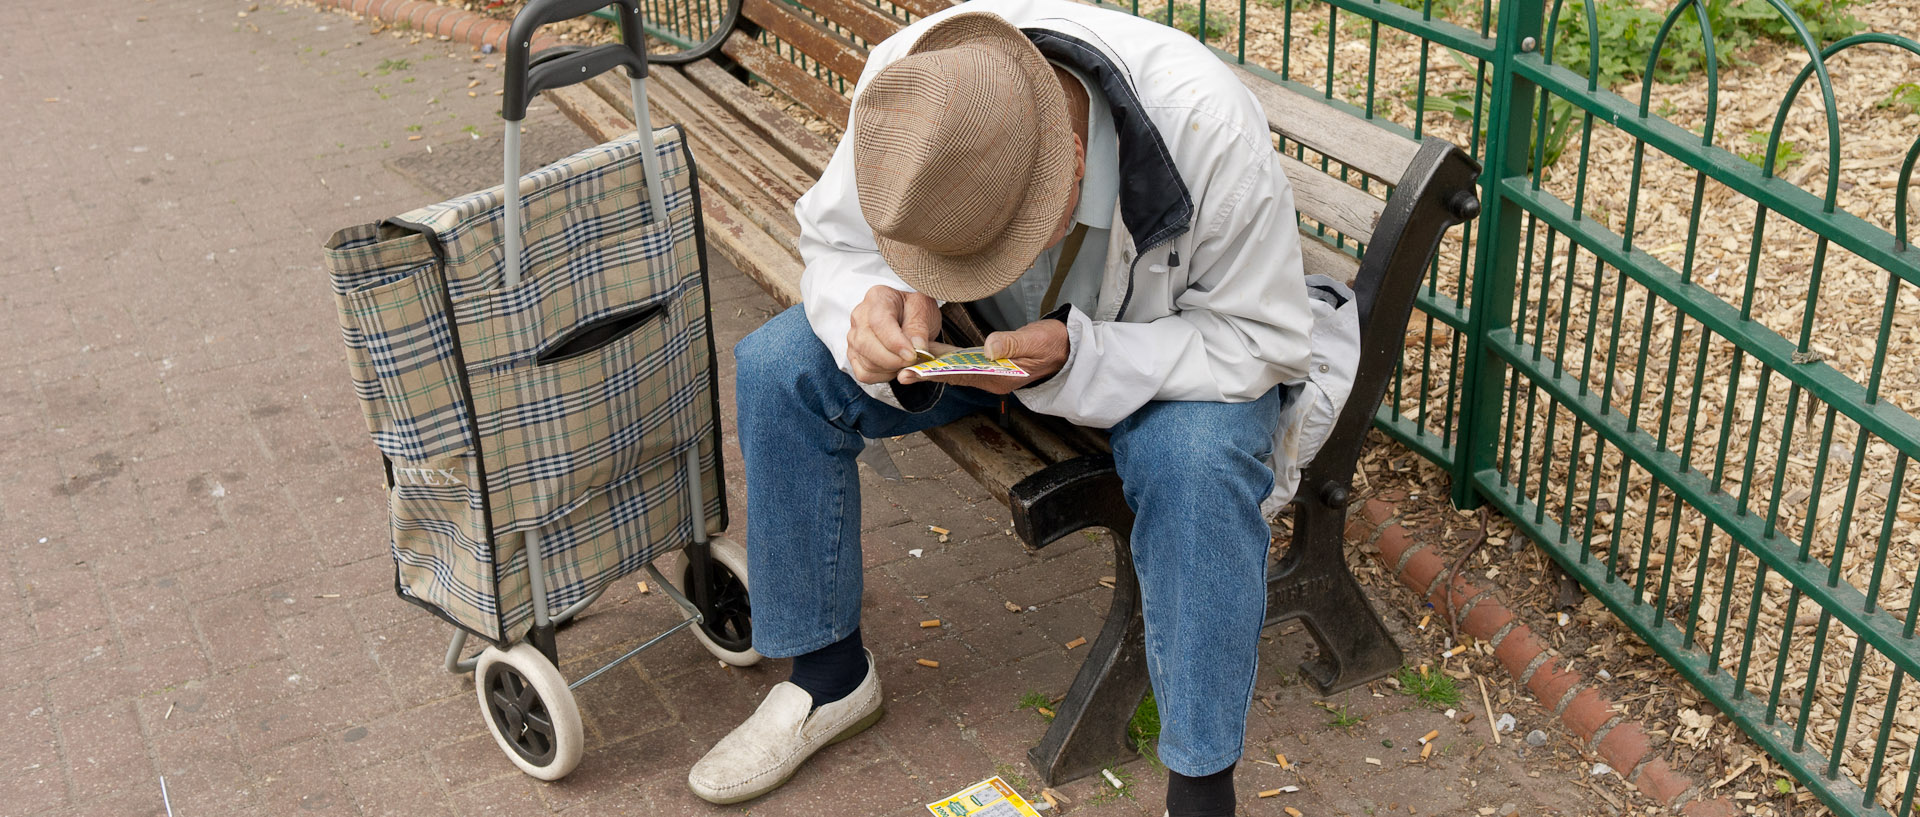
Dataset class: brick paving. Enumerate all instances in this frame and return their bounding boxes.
[3,2,1634,815]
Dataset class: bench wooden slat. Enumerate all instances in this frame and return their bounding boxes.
[1298,228,1361,286]
[681,60,836,178]
[644,69,819,202]
[923,417,1051,505]
[723,30,853,129]
[742,0,869,91]
[1278,152,1385,246]
[582,74,806,246]
[799,0,909,46]
[882,0,954,22]
[1231,64,1422,185]
[548,82,806,295]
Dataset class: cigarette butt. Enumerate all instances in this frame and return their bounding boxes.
[1285,808,1304,817]
[315,593,340,599]
[1276,752,1290,769]
[1418,614,1431,630]
[493,89,504,95]
[1419,664,1429,677]
[467,79,481,88]
[468,90,478,97]
[1420,729,1440,745]
[1365,757,1383,766]
[636,581,649,594]
[164,701,174,720]
[1258,789,1282,798]
[1281,786,1299,793]
[1558,611,1571,626]
[1101,768,1123,789]
[928,525,950,535]
[1064,637,1087,650]
[1444,646,1465,658]
[1037,707,1054,718]
[938,534,949,543]
[43,97,59,103]
[1005,601,1023,613]
[1460,711,1477,724]
[916,658,940,668]
[920,619,942,628]
[1040,790,1059,809]
[407,134,422,141]
[1421,742,1434,760]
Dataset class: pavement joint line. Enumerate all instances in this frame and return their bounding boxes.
[1587,712,1627,754]
[1549,678,1586,717]
[1364,519,1401,555]
[1516,648,1553,689]
[1485,619,1521,651]
[1389,537,1425,577]
[1451,587,1495,628]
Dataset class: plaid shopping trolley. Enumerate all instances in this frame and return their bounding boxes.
[321,0,749,780]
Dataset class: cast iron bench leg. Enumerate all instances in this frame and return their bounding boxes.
[1009,456,1151,786]
[1265,496,1402,693]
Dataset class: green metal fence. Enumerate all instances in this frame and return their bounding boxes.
[1199,2,1920,815]
[628,0,1920,812]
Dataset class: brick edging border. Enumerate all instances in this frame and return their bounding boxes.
[308,0,561,54]
[1348,499,1740,817]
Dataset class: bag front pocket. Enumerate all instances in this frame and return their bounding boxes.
[341,263,475,462]
[469,288,705,533]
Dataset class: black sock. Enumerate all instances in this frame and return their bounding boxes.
[787,629,866,709]
[1166,762,1236,817]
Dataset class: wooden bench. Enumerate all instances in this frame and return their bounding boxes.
[546,0,1480,786]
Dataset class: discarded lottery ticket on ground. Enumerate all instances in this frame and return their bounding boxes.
[908,347,1028,378]
[926,777,1042,817]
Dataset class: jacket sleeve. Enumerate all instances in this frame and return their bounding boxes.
[1016,152,1315,428]
[794,41,927,410]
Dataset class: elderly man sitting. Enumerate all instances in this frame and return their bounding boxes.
[688,1,1356,814]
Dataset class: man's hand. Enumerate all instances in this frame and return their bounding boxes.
[899,319,1069,395]
[847,286,942,384]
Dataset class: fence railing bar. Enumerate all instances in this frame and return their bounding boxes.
[1488,331,1920,679]
[1501,179,1920,460]
[1474,465,1886,816]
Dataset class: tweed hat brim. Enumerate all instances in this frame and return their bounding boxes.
[867,12,1077,304]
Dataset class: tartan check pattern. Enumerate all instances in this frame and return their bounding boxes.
[323,127,722,643]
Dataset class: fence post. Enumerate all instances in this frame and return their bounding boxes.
[1448,0,1543,510]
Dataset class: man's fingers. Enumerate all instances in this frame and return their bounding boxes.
[901,292,942,341]
[850,327,911,374]
[984,330,1019,361]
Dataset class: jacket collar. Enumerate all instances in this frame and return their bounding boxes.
[1023,27,1193,252]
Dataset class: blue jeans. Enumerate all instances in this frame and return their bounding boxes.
[734,306,1283,776]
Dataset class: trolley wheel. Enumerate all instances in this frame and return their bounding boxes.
[474,643,584,781]
[684,535,762,667]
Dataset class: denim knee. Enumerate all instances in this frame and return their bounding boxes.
[733,306,835,402]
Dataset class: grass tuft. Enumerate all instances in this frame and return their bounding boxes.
[1395,666,1462,710]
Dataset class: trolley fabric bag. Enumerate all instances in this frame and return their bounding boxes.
[323,124,725,647]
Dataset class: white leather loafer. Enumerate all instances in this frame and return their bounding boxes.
[687,650,884,804]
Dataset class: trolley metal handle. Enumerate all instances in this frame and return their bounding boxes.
[499,0,666,293]
[502,0,649,122]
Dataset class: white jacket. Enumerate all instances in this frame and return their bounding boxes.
[795,0,1360,512]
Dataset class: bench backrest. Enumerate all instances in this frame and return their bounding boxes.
[716,0,1427,288]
